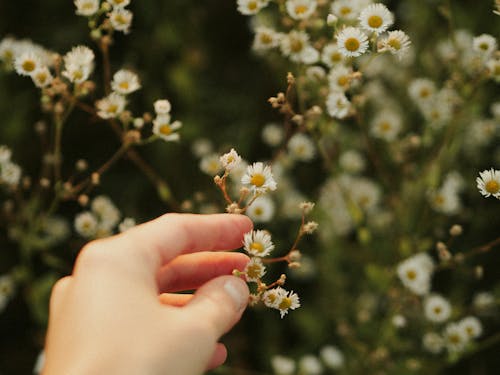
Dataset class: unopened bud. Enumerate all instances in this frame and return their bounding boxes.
[76,159,88,172]
[449,224,463,237]
[299,201,315,214]
[288,262,301,269]
[474,266,483,279]
[226,202,242,214]
[327,13,338,25]
[289,250,302,262]
[302,221,319,234]
[291,114,304,125]
[91,172,100,185]
[287,72,295,85]
[78,194,89,207]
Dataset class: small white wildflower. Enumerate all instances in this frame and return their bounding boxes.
[280,30,311,63]
[326,13,338,25]
[74,0,100,16]
[422,332,444,354]
[31,67,53,88]
[111,69,141,95]
[0,146,12,163]
[91,195,121,231]
[424,294,452,323]
[320,345,344,369]
[262,123,285,147]
[63,45,95,83]
[429,186,461,215]
[336,27,369,58]
[321,43,345,67]
[370,110,402,141]
[459,316,482,339]
[443,322,469,353]
[299,355,323,375]
[331,0,362,20]
[109,8,133,34]
[237,0,267,15]
[152,115,182,142]
[154,99,172,115]
[339,150,365,174]
[14,50,42,76]
[74,211,98,238]
[191,138,213,158]
[108,0,130,8]
[220,148,242,171]
[408,78,436,104]
[326,91,351,119]
[302,221,319,234]
[96,92,127,119]
[243,230,274,257]
[328,65,353,92]
[473,292,496,311]
[199,153,223,176]
[0,161,22,186]
[477,168,500,199]
[397,253,434,296]
[241,162,277,193]
[271,355,296,375]
[472,34,497,56]
[253,26,281,51]
[118,217,136,232]
[346,177,381,212]
[288,133,316,161]
[359,3,394,35]
[286,0,317,20]
[276,288,301,318]
[243,257,266,282]
[247,195,275,223]
[379,30,411,59]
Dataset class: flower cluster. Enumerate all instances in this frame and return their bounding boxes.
[75,0,133,34]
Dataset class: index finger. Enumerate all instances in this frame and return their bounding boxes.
[121,213,253,271]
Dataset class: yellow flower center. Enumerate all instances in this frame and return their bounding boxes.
[434,195,444,206]
[250,242,264,253]
[248,1,258,11]
[479,42,489,51]
[254,207,263,216]
[419,88,430,98]
[260,33,272,44]
[337,76,349,86]
[107,104,118,114]
[485,179,500,194]
[368,15,383,28]
[83,2,95,10]
[380,121,391,132]
[406,269,417,280]
[330,52,342,62]
[388,38,402,50]
[159,124,172,135]
[290,39,304,53]
[246,263,262,279]
[344,38,360,52]
[114,14,128,25]
[36,72,48,84]
[449,334,461,344]
[22,60,36,72]
[119,81,130,90]
[433,306,442,314]
[340,7,351,16]
[295,5,308,15]
[267,293,277,303]
[250,173,266,187]
[279,297,292,310]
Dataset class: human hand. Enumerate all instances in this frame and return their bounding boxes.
[42,213,253,375]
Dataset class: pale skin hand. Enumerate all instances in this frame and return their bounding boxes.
[43,213,253,375]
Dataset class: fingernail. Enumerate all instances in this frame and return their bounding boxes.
[223,279,248,311]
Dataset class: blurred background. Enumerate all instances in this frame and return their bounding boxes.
[0,0,499,374]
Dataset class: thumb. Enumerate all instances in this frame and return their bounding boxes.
[185,275,249,339]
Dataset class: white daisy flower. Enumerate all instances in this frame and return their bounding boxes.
[473,292,495,311]
[262,123,284,147]
[220,148,242,171]
[321,43,345,67]
[339,150,365,174]
[331,0,362,20]
[443,322,469,353]
[108,0,130,8]
[243,257,266,282]
[429,187,461,215]
[62,45,95,83]
[337,27,369,57]
[397,252,434,296]
[31,67,53,88]
[96,92,127,119]
[276,289,300,318]
[359,3,394,35]
[326,91,351,119]
[74,211,98,238]
[152,116,182,142]
[370,110,402,141]
[320,345,344,369]
[14,50,42,76]
[243,229,274,257]
[424,294,452,323]
[288,133,316,161]
[237,0,267,15]
[199,153,223,176]
[286,0,317,20]
[241,162,277,193]
[0,161,22,186]
[472,34,497,56]
[298,355,323,375]
[109,8,133,34]
[459,316,482,339]
[476,168,500,199]
[280,30,311,63]
[154,99,172,115]
[74,0,100,16]
[306,65,326,80]
[262,287,285,309]
[0,37,16,64]
[271,355,296,375]
[111,69,141,95]
[408,78,436,104]
[253,26,281,51]
[300,46,320,65]
[422,332,444,354]
[347,177,381,212]
[91,195,121,231]
[246,195,275,223]
[328,65,353,92]
[379,30,412,59]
